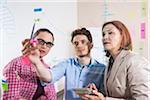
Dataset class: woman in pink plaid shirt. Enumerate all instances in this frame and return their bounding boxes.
[3,28,57,100]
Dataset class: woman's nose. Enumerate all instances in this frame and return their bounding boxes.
[103,34,109,39]
[42,43,47,48]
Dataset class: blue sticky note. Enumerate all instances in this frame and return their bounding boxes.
[34,8,42,12]
[2,79,8,91]
[2,79,7,83]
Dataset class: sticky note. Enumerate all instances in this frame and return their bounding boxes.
[141,2,147,17]
[2,80,8,91]
[34,8,42,12]
[141,7,146,16]
[138,41,144,56]
[2,79,7,83]
[141,23,146,39]
[34,18,40,22]
[2,83,8,91]
[128,11,136,19]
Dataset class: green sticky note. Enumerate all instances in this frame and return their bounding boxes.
[34,18,40,22]
[2,83,8,91]
[36,18,40,22]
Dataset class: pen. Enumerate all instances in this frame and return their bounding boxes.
[29,8,42,44]
[30,23,35,39]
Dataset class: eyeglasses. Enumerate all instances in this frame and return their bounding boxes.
[37,38,54,48]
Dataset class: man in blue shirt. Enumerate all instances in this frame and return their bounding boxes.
[23,28,105,100]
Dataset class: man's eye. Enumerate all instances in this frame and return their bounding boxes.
[73,42,78,46]
[81,40,86,44]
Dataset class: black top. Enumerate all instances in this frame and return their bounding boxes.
[32,79,45,100]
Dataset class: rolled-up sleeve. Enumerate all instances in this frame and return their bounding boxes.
[50,61,68,83]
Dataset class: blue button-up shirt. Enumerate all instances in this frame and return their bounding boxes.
[50,57,105,100]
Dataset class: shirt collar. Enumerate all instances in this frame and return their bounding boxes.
[22,56,31,65]
[21,56,45,66]
[74,57,95,68]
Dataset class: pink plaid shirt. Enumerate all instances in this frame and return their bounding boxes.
[3,56,56,100]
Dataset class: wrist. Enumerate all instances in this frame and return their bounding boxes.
[103,97,106,100]
[34,60,42,66]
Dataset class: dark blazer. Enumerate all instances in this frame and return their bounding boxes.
[104,50,150,100]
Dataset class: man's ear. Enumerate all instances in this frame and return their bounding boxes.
[89,43,93,49]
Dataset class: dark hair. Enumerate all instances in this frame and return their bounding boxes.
[33,28,54,42]
[102,21,133,57]
[71,28,93,43]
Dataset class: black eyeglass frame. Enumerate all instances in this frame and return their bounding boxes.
[37,38,54,48]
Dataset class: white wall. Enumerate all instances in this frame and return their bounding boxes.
[77,0,149,61]
[1,0,149,95]
[0,0,77,92]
